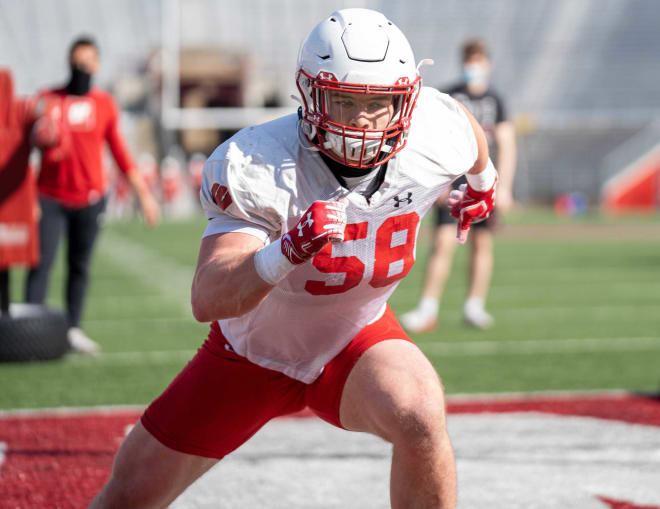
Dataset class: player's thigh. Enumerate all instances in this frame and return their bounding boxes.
[67,198,105,265]
[339,339,448,443]
[470,225,493,252]
[36,197,66,267]
[92,420,217,509]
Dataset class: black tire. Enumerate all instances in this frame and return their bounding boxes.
[0,304,69,362]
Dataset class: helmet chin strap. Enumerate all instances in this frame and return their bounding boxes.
[297,120,320,152]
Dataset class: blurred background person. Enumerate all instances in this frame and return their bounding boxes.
[0,69,38,316]
[401,39,517,332]
[26,36,161,353]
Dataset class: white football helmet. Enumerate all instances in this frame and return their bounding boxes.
[296,8,422,169]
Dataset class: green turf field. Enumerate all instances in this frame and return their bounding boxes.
[2,210,659,409]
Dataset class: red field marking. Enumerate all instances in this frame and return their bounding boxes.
[0,393,658,509]
[597,495,660,509]
[0,412,140,509]
[446,393,660,427]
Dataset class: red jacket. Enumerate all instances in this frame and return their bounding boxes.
[37,87,135,207]
[0,69,39,269]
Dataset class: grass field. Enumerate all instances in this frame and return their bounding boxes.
[2,209,660,410]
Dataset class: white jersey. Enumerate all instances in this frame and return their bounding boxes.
[200,87,478,383]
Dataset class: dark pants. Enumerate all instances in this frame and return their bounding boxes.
[26,195,106,327]
[0,270,8,314]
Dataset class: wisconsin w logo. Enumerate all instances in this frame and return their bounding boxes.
[211,183,233,210]
[393,192,413,208]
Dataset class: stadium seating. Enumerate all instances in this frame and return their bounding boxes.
[2,0,660,205]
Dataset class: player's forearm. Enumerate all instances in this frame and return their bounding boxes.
[126,169,150,200]
[496,150,516,191]
[126,169,161,227]
[191,200,346,322]
[494,122,517,191]
[191,246,273,322]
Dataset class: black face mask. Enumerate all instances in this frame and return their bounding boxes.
[66,65,92,95]
[319,152,388,202]
[320,152,375,178]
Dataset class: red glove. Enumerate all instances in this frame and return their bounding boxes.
[448,176,497,244]
[281,199,347,264]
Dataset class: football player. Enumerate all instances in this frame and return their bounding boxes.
[88,9,496,509]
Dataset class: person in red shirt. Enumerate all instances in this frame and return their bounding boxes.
[26,36,161,353]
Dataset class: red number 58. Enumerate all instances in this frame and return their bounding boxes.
[304,212,420,295]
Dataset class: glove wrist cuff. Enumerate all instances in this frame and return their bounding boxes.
[253,238,297,285]
[466,158,497,194]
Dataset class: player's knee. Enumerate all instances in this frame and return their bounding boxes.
[382,379,448,447]
[395,399,447,448]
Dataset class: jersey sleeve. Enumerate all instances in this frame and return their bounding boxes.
[404,87,480,185]
[202,215,271,243]
[437,91,479,170]
[199,141,287,243]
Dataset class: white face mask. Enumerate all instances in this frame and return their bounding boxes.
[462,63,489,87]
[321,90,400,166]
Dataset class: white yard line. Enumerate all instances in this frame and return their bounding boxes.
[494,265,659,276]
[419,336,660,356]
[86,302,660,326]
[424,304,660,324]
[65,349,197,364]
[85,294,166,304]
[489,281,660,294]
[84,317,197,326]
[457,303,660,316]
[96,230,195,316]
[0,405,145,418]
[56,336,660,367]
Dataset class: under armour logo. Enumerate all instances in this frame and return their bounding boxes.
[297,212,314,237]
[393,192,413,207]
